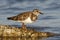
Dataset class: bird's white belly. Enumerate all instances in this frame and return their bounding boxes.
[18,17,33,23]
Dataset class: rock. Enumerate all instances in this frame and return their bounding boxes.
[0,25,59,38]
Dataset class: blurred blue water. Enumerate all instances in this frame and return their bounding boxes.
[0,0,60,40]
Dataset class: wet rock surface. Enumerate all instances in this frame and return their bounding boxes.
[0,25,60,38]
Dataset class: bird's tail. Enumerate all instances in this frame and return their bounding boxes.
[7,17,12,20]
[7,16,17,20]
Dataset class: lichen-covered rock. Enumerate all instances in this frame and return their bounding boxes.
[0,25,59,38]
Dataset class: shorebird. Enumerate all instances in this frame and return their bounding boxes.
[7,9,43,29]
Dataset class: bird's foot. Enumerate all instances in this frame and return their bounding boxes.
[22,26,27,29]
[22,25,27,30]
[21,23,27,30]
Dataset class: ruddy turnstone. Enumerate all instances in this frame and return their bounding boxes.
[7,9,43,29]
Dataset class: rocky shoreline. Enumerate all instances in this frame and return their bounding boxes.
[0,25,59,38]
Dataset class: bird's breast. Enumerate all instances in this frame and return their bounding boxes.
[18,17,33,24]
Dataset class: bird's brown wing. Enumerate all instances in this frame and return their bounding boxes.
[17,12,32,21]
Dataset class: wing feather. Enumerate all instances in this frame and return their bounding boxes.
[17,12,32,21]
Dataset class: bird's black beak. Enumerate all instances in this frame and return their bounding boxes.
[40,12,43,15]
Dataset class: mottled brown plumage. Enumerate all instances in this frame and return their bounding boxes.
[7,12,37,21]
[7,9,43,29]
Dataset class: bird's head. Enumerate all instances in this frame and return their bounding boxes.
[33,9,43,16]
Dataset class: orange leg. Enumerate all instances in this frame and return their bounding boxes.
[22,23,27,29]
